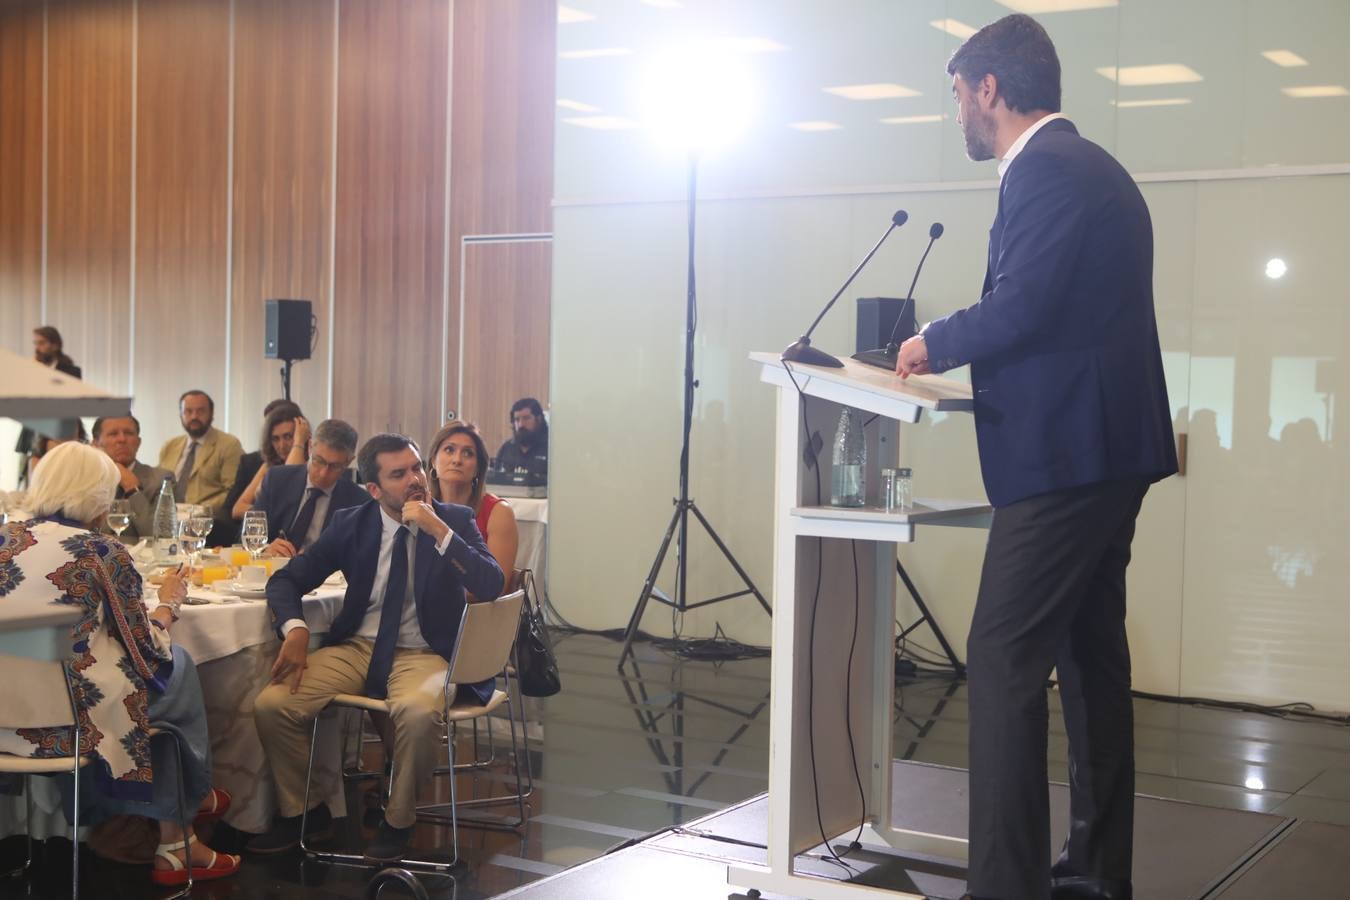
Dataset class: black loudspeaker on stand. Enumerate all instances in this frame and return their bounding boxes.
[617,155,771,668]
[264,298,314,401]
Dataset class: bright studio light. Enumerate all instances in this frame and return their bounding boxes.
[641,41,755,155]
[1265,257,1288,279]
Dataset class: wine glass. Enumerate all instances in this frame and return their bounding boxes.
[107,499,132,540]
[241,511,269,562]
[177,513,205,568]
[189,506,214,553]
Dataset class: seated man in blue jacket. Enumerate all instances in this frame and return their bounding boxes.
[253,418,367,557]
[250,433,504,862]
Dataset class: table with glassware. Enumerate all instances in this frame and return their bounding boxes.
[0,556,357,837]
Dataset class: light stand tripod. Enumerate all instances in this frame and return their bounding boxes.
[617,153,771,668]
[896,558,963,674]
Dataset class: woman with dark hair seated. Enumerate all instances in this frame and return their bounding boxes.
[427,420,518,595]
[0,443,240,886]
[228,400,305,524]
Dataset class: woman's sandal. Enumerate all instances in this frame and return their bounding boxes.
[150,834,241,886]
[193,787,232,824]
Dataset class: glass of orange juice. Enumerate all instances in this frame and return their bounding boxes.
[228,547,251,567]
[200,565,231,586]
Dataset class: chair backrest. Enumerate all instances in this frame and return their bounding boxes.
[0,654,76,730]
[447,590,524,685]
[509,567,526,594]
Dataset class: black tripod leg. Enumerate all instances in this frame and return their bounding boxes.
[619,504,683,667]
[688,502,773,616]
[896,558,963,673]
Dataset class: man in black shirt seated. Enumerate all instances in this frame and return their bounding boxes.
[494,397,548,482]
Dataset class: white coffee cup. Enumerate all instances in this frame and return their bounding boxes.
[239,564,269,587]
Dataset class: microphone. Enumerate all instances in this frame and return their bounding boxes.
[781,210,908,369]
[852,221,944,371]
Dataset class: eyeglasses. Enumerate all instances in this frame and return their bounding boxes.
[308,454,351,474]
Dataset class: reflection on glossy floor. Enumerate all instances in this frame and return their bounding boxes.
[2,632,1349,898]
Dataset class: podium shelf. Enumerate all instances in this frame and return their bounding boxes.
[790,499,992,540]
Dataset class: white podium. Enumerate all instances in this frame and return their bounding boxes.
[728,353,992,900]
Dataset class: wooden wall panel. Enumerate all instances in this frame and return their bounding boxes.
[1,0,557,494]
[332,0,449,447]
[133,0,231,450]
[449,0,555,236]
[229,0,335,440]
[0,0,46,355]
[459,240,551,454]
[46,0,134,394]
[445,0,555,431]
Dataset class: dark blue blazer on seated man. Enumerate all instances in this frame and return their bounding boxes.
[265,498,505,703]
[921,118,1177,509]
[253,463,367,544]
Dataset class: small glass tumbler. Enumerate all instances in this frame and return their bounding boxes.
[882,467,913,512]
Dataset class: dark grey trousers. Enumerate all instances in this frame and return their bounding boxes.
[965,478,1149,900]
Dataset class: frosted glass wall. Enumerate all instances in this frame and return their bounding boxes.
[549,0,1350,706]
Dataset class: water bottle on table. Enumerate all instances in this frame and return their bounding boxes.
[153,477,179,559]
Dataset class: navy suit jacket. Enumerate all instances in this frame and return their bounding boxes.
[253,463,367,544]
[922,118,1177,508]
[265,498,505,703]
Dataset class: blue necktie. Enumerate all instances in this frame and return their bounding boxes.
[288,487,322,551]
[364,527,411,699]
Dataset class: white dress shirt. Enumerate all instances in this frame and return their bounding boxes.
[280,505,454,644]
[997,112,1067,180]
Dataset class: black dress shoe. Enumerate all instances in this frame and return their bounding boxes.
[364,819,415,863]
[1050,875,1133,899]
[246,803,334,854]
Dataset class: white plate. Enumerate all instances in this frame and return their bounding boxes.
[221,582,268,599]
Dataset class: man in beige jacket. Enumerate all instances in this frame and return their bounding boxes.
[158,390,244,517]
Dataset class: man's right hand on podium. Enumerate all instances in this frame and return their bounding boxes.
[895,334,930,379]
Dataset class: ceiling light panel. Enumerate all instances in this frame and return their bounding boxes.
[929,18,977,39]
[1096,64,1204,86]
[1261,50,1308,67]
[824,83,921,100]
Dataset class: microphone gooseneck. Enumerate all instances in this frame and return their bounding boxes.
[883,222,945,353]
[781,210,909,369]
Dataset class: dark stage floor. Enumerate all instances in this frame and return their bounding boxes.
[3,632,1350,898]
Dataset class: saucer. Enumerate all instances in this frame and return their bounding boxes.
[222,582,268,599]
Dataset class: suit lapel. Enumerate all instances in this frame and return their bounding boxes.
[348,503,381,609]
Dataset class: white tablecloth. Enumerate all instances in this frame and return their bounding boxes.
[510,497,548,596]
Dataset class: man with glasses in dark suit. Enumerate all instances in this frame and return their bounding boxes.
[253,418,366,557]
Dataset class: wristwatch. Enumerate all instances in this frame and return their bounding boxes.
[153,602,181,623]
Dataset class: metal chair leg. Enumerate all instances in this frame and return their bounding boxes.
[159,733,193,899]
[23,775,33,877]
[303,708,457,871]
[71,720,80,900]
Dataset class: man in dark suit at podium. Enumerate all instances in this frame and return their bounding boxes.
[896,15,1177,900]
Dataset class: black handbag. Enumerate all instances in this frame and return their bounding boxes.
[514,570,561,698]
